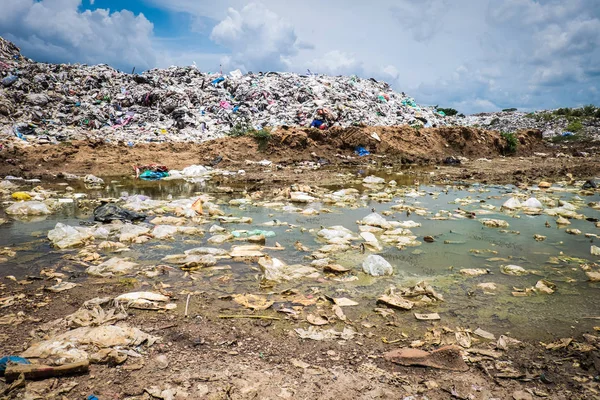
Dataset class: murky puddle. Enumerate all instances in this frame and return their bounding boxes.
[1,170,599,342]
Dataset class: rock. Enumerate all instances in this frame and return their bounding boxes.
[363,176,385,184]
[592,245,600,256]
[423,236,435,243]
[501,265,528,276]
[480,219,509,228]
[535,280,556,294]
[477,282,497,291]
[86,257,138,277]
[377,294,414,310]
[583,180,598,190]
[512,390,533,400]
[556,216,571,225]
[566,228,582,235]
[154,354,169,369]
[534,234,546,241]
[289,192,316,203]
[502,197,522,209]
[384,345,469,372]
[460,268,489,277]
[587,271,600,282]
[83,175,104,186]
[522,197,543,209]
[362,254,393,276]
[94,203,146,223]
[538,181,552,189]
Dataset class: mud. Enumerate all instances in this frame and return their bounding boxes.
[2,126,600,399]
[0,279,594,400]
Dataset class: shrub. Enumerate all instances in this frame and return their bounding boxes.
[228,122,252,137]
[437,107,458,116]
[501,132,518,155]
[583,104,597,117]
[502,108,517,112]
[566,120,583,133]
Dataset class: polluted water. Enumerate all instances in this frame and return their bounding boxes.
[1,168,600,347]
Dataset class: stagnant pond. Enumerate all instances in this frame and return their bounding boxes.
[1,169,599,342]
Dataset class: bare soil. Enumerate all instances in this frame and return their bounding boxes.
[3,126,599,187]
[1,126,600,399]
[1,278,597,400]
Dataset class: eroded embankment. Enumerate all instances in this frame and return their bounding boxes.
[0,126,545,179]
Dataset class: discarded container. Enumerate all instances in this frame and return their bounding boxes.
[5,201,51,216]
[11,192,31,201]
[362,254,393,276]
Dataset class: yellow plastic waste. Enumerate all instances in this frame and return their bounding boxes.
[11,192,31,201]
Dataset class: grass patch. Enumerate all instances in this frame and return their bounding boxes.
[566,119,583,133]
[501,131,518,155]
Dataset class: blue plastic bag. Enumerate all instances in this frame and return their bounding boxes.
[355,146,370,156]
[139,170,169,181]
[212,77,225,86]
[1,75,18,87]
[310,119,324,128]
[0,356,30,375]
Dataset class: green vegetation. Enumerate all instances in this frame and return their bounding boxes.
[227,122,272,150]
[436,107,459,116]
[501,131,518,155]
[502,108,517,112]
[227,122,252,137]
[490,118,500,126]
[550,134,583,143]
[566,119,583,133]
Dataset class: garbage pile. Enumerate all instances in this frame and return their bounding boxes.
[0,36,450,145]
[457,110,600,139]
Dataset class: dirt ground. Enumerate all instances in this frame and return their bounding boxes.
[2,126,599,187]
[1,125,600,399]
[1,277,598,400]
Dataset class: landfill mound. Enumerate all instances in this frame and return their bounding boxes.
[0,36,452,144]
[0,125,545,178]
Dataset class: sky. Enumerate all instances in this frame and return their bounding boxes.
[1,0,599,114]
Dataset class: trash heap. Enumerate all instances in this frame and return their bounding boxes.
[0,36,450,145]
[457,110,600,139]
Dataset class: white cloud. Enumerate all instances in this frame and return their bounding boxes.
[0,0,155,71]
[391,0,449,42]
[1,0,599,113]
[305,50,363,76]
[210,3,303,72]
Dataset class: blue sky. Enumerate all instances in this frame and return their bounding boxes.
[1,0,599,114]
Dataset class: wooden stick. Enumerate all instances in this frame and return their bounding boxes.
[5,360,89,383]
[218,315,280,321]
[185,294,191,318]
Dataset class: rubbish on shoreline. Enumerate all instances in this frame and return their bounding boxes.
[86,257,138,277]
[501,265,529,276]
[377,294,414,310]
[384,345,469,371]
[414,313,440,321]
[355,146,371,156]
[362,254,393,276]
[134,165,169,180]
[295,326,356,341]
[4,360,89,383]
[93,203,146,223]
[21,325,158,365]
[6,201,51,216]
[114,292,175,310]
[0,356,30,375]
